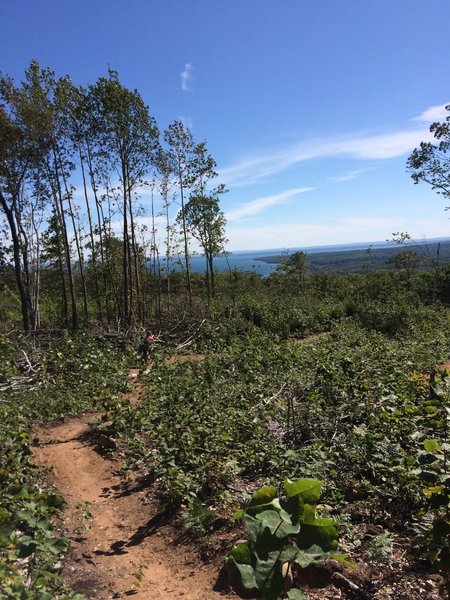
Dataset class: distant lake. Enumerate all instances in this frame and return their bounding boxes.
[163,238,450,277]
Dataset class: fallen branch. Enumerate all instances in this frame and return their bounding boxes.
[21,349,38,373]
[332,572,370,599]
[175,319,206,351]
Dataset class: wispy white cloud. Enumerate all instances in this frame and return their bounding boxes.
[412,102,449,123]
[330,170,364,183]
[180,62,194,92]
[226,187,314,222]
[340,216,400,229]
[219,105,448,187]
[226,215,450,251]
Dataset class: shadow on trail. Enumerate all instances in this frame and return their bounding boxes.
[126,508,174,547]
[93,540,129,557]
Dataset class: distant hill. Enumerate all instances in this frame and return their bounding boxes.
[256,240,450,274]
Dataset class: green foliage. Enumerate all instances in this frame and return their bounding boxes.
[238,296,342,338]
[228,479,343,599]
[413,373,450,592]
[0,333,129,599]
[181,498,215,539]
[104,306,450,524]
[0,333,17,382]
[365,532,395,564]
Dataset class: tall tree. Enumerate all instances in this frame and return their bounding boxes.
[182,187,227,299]
[91,69,159,326]
[163,121,197,304]
[57,79,104,321]
[0,63,53,331]
[156,149,174,307]
[407,104,450,202]
[164,123,221,304]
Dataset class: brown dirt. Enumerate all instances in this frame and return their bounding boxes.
[32,367,234,600]
[439,359,450,372]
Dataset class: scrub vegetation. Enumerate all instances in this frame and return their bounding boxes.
[1,65,450,598]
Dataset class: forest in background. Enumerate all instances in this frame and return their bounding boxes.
[257,239,450,274]
[0,61,227,334]
[2,64,450,599]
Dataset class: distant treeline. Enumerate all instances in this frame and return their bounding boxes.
[256,241,450,274]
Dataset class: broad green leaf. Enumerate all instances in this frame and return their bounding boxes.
[247,486,278,515]
[284,479,322,504]
[40,493,66,510]
[34,518,52,534]
[254,549,280,589]
[281,494,305,524]
[17,535,38,558]
[229,541,252,565]
[297,518,338,551]
[40,536,69,555]
[5,485,33,499]
[279,542,300,563]
[424,438,442,452]
[243,513,260,543]
[330,552,356,567]
[229,559,258,591]
[422,485,444,497]
[256,510,300,539]
[301,504,316,524]
[232,508,244,520]
[295,545,332,568]
[253,525,285,558]
[254,551,286,599]
[248,486,278,508]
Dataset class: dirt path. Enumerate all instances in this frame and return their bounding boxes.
[33,368,234,600]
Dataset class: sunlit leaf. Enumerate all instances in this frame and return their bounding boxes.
[284,479,322,504]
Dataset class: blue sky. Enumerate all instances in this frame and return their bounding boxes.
[2,0,450,251]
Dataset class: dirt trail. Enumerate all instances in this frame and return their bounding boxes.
[33,366,234,600]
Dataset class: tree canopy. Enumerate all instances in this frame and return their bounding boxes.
[407,104,450,203]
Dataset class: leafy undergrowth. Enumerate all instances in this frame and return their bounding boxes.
[0,333,130,599]
[103,309,450,597]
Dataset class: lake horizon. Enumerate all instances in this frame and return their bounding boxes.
[160,236,450,278]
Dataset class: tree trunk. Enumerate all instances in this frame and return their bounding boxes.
[121,161,129,326]
[126,166,142,323]
[0,193,31,332]
[79,146,102,321]
[52,154,78,330]
[178,174,192,304]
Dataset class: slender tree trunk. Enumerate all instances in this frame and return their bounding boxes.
[101,193,119,321]
[208,253,215,298]
[51,155,78,330]
[79,146,102,321]
[151,185,160,320]
[57,151,89,323]
[126,167,142,323]
[15,202,36,325]
[0,193,31,332]
[121,161,129,326]
[31,207,41,330]
[86,144,110,321]
[164,193,171,308]
[178,174,192,304]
